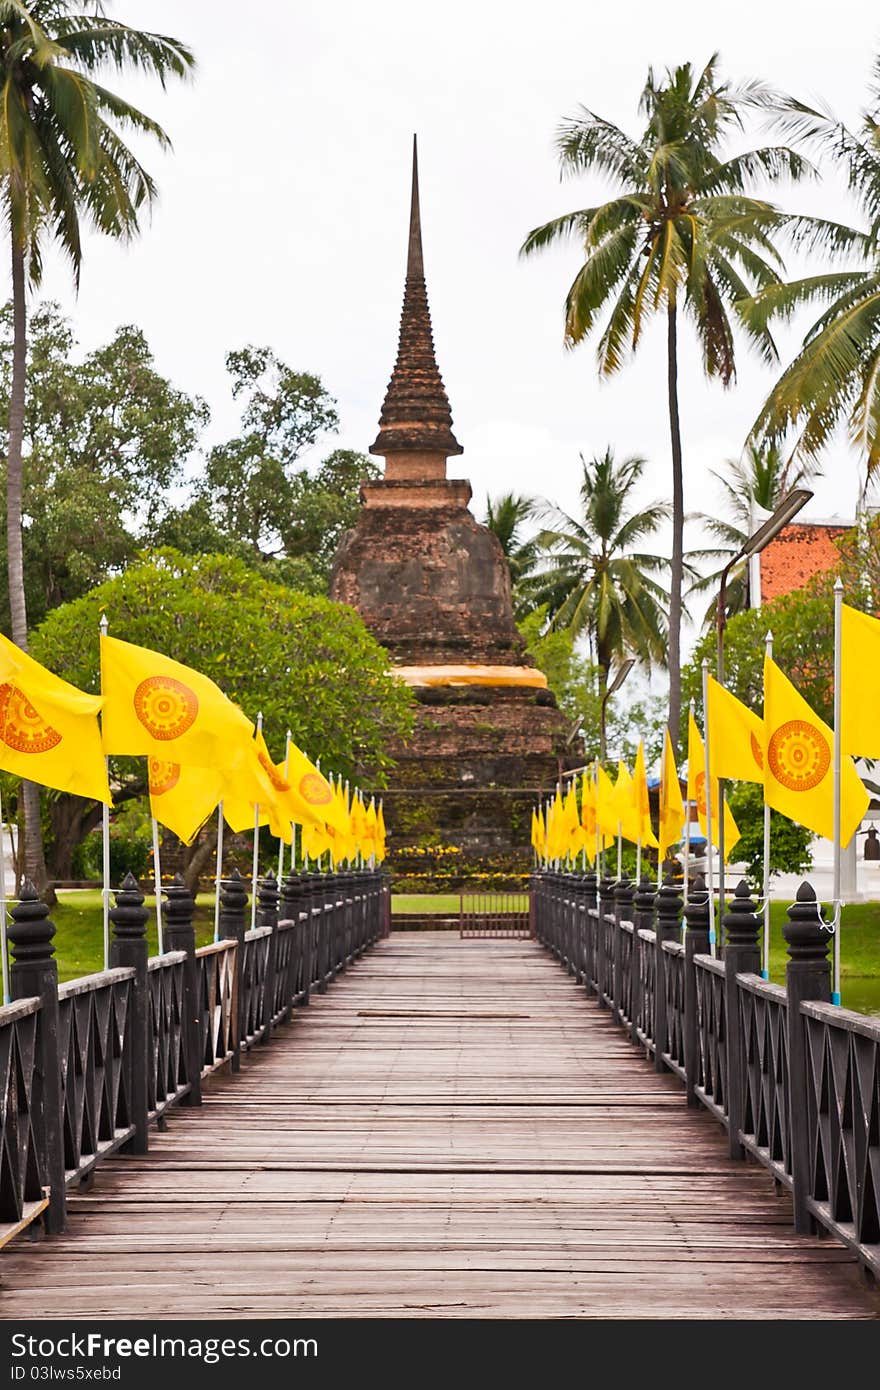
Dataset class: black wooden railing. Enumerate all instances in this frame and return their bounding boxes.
[0,865,389,1245]
[532,868,880,1279]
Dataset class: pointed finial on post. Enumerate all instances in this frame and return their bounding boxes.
[99,612,108,635]
[407,133,424,281]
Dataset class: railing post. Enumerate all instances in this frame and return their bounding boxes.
[596,874,615,1008]
[8,881,66,1233]
[219,868,248,1070]
[612,874,633,1023]
[164,874,203,1106]
[632,873,656,1046]
[722,880,761,1160]
[257,870,279,1041]
[109,873,149,1153]
[784,881,831,1234]
[683,873,710,1107]
[654,873,683,1071]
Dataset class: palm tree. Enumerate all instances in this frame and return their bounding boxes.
[529,449,670,754]
[521,54,813,747]
[483,492,539,616]
[742,59,880,485]
[0,2,194,887]
[687,443,813,623]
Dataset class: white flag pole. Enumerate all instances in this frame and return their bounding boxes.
[701,660,716,957]
[151,817,164,954]
[250,712,262,931]
[213,802,224,943]
[636,838,642,884]
[762,630,774,980]
[278,729,291,884]
[99,614,111,970]
[616,822,622,880]
[832,578,843,1006]
[0,785,8,1005]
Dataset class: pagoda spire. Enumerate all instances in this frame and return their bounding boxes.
[370,136,462,460]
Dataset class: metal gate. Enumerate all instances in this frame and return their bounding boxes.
[459,892,532,938]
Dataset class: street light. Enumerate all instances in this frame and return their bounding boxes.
[716,487,813,683]
[600,657,635,761]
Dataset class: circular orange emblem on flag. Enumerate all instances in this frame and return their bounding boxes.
[299,772,332,806]
[0,684,62,754]
[258,750,288,792]
[750,732,764,771]
[133,676,199,741]
[148,757,180,796]
[694,771,707,817]
[768,719,830,792]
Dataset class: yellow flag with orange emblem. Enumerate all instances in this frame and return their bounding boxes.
[763,656,868,844]
[100,634,253,766]
[687,710,740,856]
[0,634,110,803]
[148,758,222,845]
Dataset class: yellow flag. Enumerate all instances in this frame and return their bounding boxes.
[220,730,293,843]
[613,762,641,843]
[546,786,565,860]
[563,781,584,859]
[376,800,387,862]
[596,765,619,838]
[281,744,343,831]
[706,675,765,784]
[841,604,880,757]
[148,758,222,845]
[100,634,252,766]
[687,710,740,856]
[302,818,331,861]
[764,655,868,845]
[633,741,659,848]
[0,635,110,803]
[658,729,685,862]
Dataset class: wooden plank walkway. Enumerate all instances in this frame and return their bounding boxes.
[1,933,878,1319]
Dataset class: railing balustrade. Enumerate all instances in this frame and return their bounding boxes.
[531,867,880,1278]
[0,865,387,1247]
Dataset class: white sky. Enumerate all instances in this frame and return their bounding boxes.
[34,1,879,562]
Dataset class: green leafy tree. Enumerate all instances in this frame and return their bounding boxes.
[0,0,194,888]
[743,58,880,482]
[687,443,813,626]
[483,492,540,616]
[521,54,814,746]
[0,301,208,627]
[527,449,669,754]
[519,605,666,767]
[30,548,414,885]
[157,348,379,589]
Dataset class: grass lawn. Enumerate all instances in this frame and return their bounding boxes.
[26,890,880,1014]
[49,890,216,983]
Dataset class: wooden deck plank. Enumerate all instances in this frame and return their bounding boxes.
[1,932,877,1320]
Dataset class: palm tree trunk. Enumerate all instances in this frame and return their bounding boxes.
[666,299,684,752]
[7,236,50,896]
[598,662,609,762]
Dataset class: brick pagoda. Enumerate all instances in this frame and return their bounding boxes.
[330,139,569,870]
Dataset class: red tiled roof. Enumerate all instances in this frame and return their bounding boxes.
[759,522,850,601]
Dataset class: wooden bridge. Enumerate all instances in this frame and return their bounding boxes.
[0,869,878,1319]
